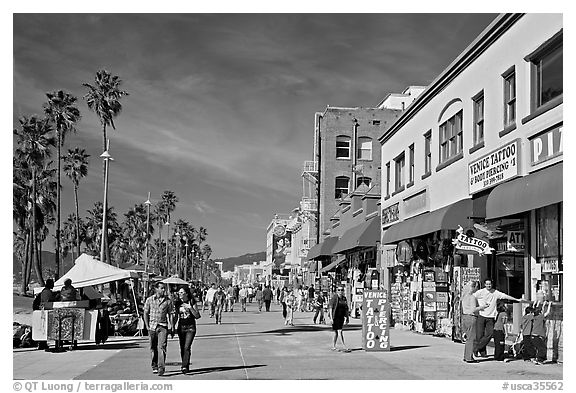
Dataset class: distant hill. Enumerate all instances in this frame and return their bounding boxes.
[218,252,266,272]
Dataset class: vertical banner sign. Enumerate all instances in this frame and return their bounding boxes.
[362,290,391,351]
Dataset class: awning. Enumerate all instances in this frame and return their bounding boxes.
[319,255,346,273]
[486,163,562,219]
[305,236,339,260]
[332,216,380,254]
[382,198,473,244]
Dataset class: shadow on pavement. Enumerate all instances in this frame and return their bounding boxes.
[76,342,142,351]
[389,345,429,352]
[197,324,361,340]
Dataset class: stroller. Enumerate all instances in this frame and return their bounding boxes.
[504,334,524,362]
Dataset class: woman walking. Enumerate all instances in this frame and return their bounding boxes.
[280,287,289,321]
[174,286,201,373]
[328,287,350,352]
[285,288,296,326]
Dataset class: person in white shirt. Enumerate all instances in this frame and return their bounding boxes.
[473,278,525,357]
[239,285,248,312]
[204,283,217,318]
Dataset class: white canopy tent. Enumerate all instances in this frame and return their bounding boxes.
[33,253,138,295]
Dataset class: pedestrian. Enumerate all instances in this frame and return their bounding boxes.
[255,285,263,312]
[262,285,274,312]
[312,290,326,324]
[285,288,295,326]
[521,298,552,365]
[247,285,254,303]
[213,286,227,324]
[276,287,281,305]
[204,283,217,318]
[174,286,201,374]
[307,285,315,311]
[473,279,525,358]
[461,281,488,363]
[34,279,55,351]
[143,282,174,376]
[280,287,288,320]
[493,302,508,361]
[234,285,240,303]
[328,286,350,352]
[239,285,248,312]
[225,284,235,312]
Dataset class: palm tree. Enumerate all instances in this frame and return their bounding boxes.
[63,148,90,258]
[14,115,55,287]
[44,90,81,279]
[82,69,129,177]
[196,226,208,283]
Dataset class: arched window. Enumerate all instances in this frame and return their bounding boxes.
[335,176,350,199]
[356,176,372,188]
[336,136,351,159]
[357,137,372,160]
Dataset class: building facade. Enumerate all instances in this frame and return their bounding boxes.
[378,14,562,359]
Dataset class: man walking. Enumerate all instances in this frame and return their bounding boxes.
[255,285,263,312]
[473,279,525,357]
[239,285,248,312]
[225,284,235,312]
[143,282,174,376]
[213,286,227,324]
[262,285,273,312]
[34,279,55,350]
[204,283,217,318]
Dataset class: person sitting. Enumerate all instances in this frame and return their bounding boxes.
[59,279,79,301]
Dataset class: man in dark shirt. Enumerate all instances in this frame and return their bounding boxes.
[59,279,78,301]
[262,285,274,312]
[35,279,55,350]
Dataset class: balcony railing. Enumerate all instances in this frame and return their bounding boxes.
[302,160,318,173]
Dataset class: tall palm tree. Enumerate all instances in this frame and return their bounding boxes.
[44,90,81,279]
[14,115,55,287]
[196,226,208,283]
[63,148,90,258]
[82,69,129,176]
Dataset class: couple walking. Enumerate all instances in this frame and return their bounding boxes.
[143,282,201,375]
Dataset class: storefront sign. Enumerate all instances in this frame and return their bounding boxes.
[381,203,399,226]
[541,257,560,273]
[468,139,520,194]
[507,231,525,252]
[362,290,391,351]
[452,226,494,255]
[530,125,563,166]
[403,189,427,217]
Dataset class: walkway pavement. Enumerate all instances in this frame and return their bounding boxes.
[13,299,563,380]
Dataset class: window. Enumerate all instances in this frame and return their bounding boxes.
[385,162,390,198]
[394,152,405,192]
[335,176,350,199]
[408,144,415,185]
[503,70,516,127]
[356,176,371,188]
[336,136,351,159]
[526,31,563,112]
[439,110,463,164]
[424,131,432,175]
[357,137,372,160]
[372,120,380,126]
[473,91,484,146]
[536,203,563,302]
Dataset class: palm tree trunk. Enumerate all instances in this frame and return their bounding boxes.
[55,129,61,279]
[31,169,45,287]
[74,185,81,257]
[20,231,30,295]
[101,123,107,183]
[25,231,33,290]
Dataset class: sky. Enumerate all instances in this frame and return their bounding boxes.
[11,13,498,259]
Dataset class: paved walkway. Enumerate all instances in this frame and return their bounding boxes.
[13,300,563,380]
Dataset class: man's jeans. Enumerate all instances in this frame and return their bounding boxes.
[149,325,168,371]
[475,315,495,355]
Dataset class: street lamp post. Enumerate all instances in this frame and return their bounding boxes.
[100,141,113,263]
[164,220,170,276]
[183,235,188,281]
[144,193,151,273]
[175,230,181,277]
